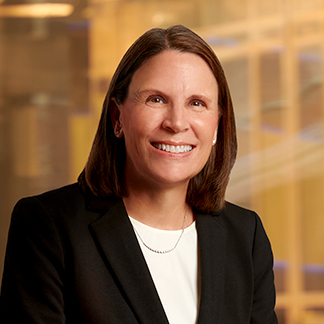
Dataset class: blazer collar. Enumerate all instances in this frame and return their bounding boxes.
[88,196,169,324]
[86,193,227,324]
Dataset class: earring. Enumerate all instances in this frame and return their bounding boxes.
[212,139,216,145]
[115,128,123,138]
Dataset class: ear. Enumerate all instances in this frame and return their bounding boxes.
[110,97,122,132]
[213,113,222,145]
[212,129,217,145]
[212,121,219,145]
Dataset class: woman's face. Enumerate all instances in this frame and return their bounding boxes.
[115,50,219,190]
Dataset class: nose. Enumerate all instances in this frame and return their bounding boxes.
[162,104,190,133]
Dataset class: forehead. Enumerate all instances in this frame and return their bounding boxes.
[129,50,218,95]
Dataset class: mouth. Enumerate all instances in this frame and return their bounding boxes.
[152,143,193,153]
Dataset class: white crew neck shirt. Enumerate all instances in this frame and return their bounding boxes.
[129,216,199,324]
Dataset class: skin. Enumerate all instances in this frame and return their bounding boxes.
[112,50,219,229]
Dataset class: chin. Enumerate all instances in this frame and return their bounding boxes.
[150,172,195,187]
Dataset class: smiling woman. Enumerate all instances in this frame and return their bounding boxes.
[112,50,219,198]
[0,25,278,324]
[82,25,237,214]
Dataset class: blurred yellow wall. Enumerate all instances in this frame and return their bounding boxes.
[1,0,324,322]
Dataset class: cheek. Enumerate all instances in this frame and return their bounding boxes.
[196,116,219,140]
[123,115,154,145]
[120,109,140,134]
[128,111,163,137]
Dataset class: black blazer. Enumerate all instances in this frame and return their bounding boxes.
[0,183,277,324]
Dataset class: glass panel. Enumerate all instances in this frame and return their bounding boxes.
[274,260,287,293]
[304,308,324,324]
[251,49,287,263]
[0,16,89,276]
[298,47,323,133]
[292,0,324,12]
[223,58,249,123]
[303,264,324,291]
[298,46,324,291]
[260,50,283,132]
[256,0,283,16]
[223,58,252,208]
[198,0,248,25]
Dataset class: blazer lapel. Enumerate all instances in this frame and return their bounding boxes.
[89,198,169,324]
[196,211,227,324]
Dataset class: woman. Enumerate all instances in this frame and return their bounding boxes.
[1,25,278,323]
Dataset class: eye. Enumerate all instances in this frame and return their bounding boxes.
[147,96,165,104]
[190,100,206,108]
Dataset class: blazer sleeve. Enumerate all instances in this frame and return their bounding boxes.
[251,213,278,324]
[0,197,66,324]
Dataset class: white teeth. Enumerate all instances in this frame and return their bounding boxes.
[153,143,193,153]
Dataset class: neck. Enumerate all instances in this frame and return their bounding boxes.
[123,185,193,230]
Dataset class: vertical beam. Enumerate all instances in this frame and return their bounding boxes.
[281,1,303,321]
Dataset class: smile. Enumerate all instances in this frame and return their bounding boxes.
[152,143,193,153]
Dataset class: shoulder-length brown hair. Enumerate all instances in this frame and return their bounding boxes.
[78,25,237,213]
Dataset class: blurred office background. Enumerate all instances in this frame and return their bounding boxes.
[0,0,324,322]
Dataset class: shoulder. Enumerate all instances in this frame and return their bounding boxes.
[196,201,260,232]
[217,201,261,232]
[207,201,270,251]
[222,201,257,218]
[26,182,83,204]
[14,183,83,211]
[11,183,90,229]
[12,183,122,229]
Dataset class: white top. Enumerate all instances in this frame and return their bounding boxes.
[129,216,199,324]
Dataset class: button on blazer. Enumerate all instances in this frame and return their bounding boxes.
[0,183,278,323]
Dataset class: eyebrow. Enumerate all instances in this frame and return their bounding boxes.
[133,88,164,98]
